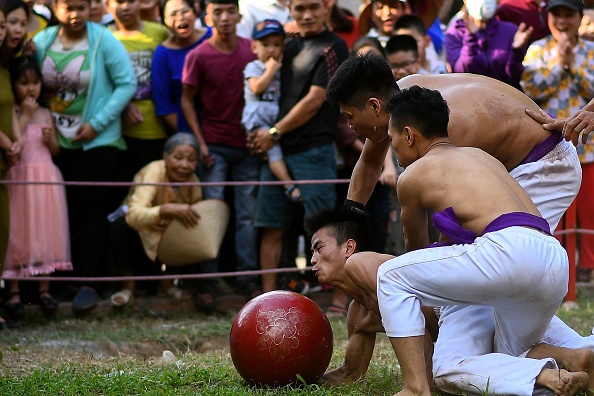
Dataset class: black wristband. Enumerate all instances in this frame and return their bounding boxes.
[344,199,366,214]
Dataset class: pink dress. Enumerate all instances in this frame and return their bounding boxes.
[3,107,72,277]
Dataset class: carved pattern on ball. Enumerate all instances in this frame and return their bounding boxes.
[255,307,313,357]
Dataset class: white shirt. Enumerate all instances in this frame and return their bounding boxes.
[236,0,291,39]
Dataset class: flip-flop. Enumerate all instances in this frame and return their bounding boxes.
[110,290,132,307]
[193,284,218,313]
[325,304,348,319]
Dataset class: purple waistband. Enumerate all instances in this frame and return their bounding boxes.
[432,207,551,245]
[519,131,562,165]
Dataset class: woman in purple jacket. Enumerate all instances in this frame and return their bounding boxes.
[444,0,533,89]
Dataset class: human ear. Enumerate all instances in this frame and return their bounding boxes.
[369,98,382,114]
[423,35,431,49]
[345,239,357,257]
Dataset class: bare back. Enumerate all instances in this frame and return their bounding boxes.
[398,145,541,245]
[398,74,552,171]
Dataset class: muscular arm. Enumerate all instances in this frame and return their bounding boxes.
[397,170,430,250]
[322,301,383,385]
[249,85,327,153]
[181,84,211,166]
[347,138,391,205]
[276,85,326,133]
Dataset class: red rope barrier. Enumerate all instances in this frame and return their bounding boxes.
[0,179,351,187]
[2,266,313,282]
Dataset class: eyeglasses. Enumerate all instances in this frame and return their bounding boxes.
[390,60,417,70]
[167,8,193,19]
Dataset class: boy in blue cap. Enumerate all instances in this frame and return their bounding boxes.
[242,19,300,202]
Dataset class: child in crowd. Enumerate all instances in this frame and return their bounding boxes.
[152,0,211,134]
[242,19,300,202]
[33,0,136,313]
[394,14,447,75]
[4,56,71,317]
[107,0,170,179]
[385,34,423,80]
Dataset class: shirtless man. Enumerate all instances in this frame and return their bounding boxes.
[305,206,594,396]
[324,53,593,395]
[372,86,577,396]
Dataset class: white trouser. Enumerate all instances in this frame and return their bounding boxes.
[432,140,583,395]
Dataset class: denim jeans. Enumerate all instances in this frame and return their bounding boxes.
[199,144,261,285]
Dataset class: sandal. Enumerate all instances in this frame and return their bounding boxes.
[0,317,19,330]
[39,290,59,313]
[110,289,132,307]
[238,282,262,302]
[192,284,218,313]
[4,292,25,319]
[325,304,348,319]
[285,185,302,203]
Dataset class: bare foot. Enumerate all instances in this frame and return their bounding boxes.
[528,344,594,395]
[563,348,594,396]
[556,370,589,396]
[395,389,431,396]
[537,368,588,396]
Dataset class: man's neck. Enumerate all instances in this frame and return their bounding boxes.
[300,26,326,39]
[209,30,238,52]
[113,19,143,35]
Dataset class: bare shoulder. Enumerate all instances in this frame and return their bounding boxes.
[399,73,540,113]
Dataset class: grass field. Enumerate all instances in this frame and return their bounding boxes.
[0,295,593,395]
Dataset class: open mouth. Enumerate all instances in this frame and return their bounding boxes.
[176,22,189,31]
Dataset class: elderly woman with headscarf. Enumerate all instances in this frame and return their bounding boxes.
[109,133,220,312]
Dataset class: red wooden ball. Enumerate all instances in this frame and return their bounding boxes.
[229,290,334,387]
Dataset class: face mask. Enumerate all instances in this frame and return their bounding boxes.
[466,0,497,21]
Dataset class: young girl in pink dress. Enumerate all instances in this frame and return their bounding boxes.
[4,56,72,317]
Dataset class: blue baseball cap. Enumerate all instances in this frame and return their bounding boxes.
[252,19,285,40]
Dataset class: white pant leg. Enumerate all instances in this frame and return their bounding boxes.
[378,228,568,355]
[511,140,581,231]
[430,142,580,395]
[543,316,594,349]
[433,305,558,396]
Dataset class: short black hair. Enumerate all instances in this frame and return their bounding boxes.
[9,55,42,83]
[326,52,399,109]
[385,85,449,139]
[304,207,372,252]
[385,34,419,58]
[394,14,427,36]
[351,35,384,57]
[205,0,238,5]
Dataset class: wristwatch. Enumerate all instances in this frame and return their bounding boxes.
[269,127,281,142]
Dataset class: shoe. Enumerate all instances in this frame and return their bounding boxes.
[284,279,322,295]
[38,290,59,313]
[4,292,25,319]
[72,286,101,313]
[192,284,218,314]
[237,282,262,302]
[110,289,132,307]
[0,318,19,330]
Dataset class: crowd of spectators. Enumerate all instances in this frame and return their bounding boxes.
[1,0,593,328]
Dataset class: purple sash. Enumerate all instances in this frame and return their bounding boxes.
[431,207,551,245]
[519,131,562,165]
